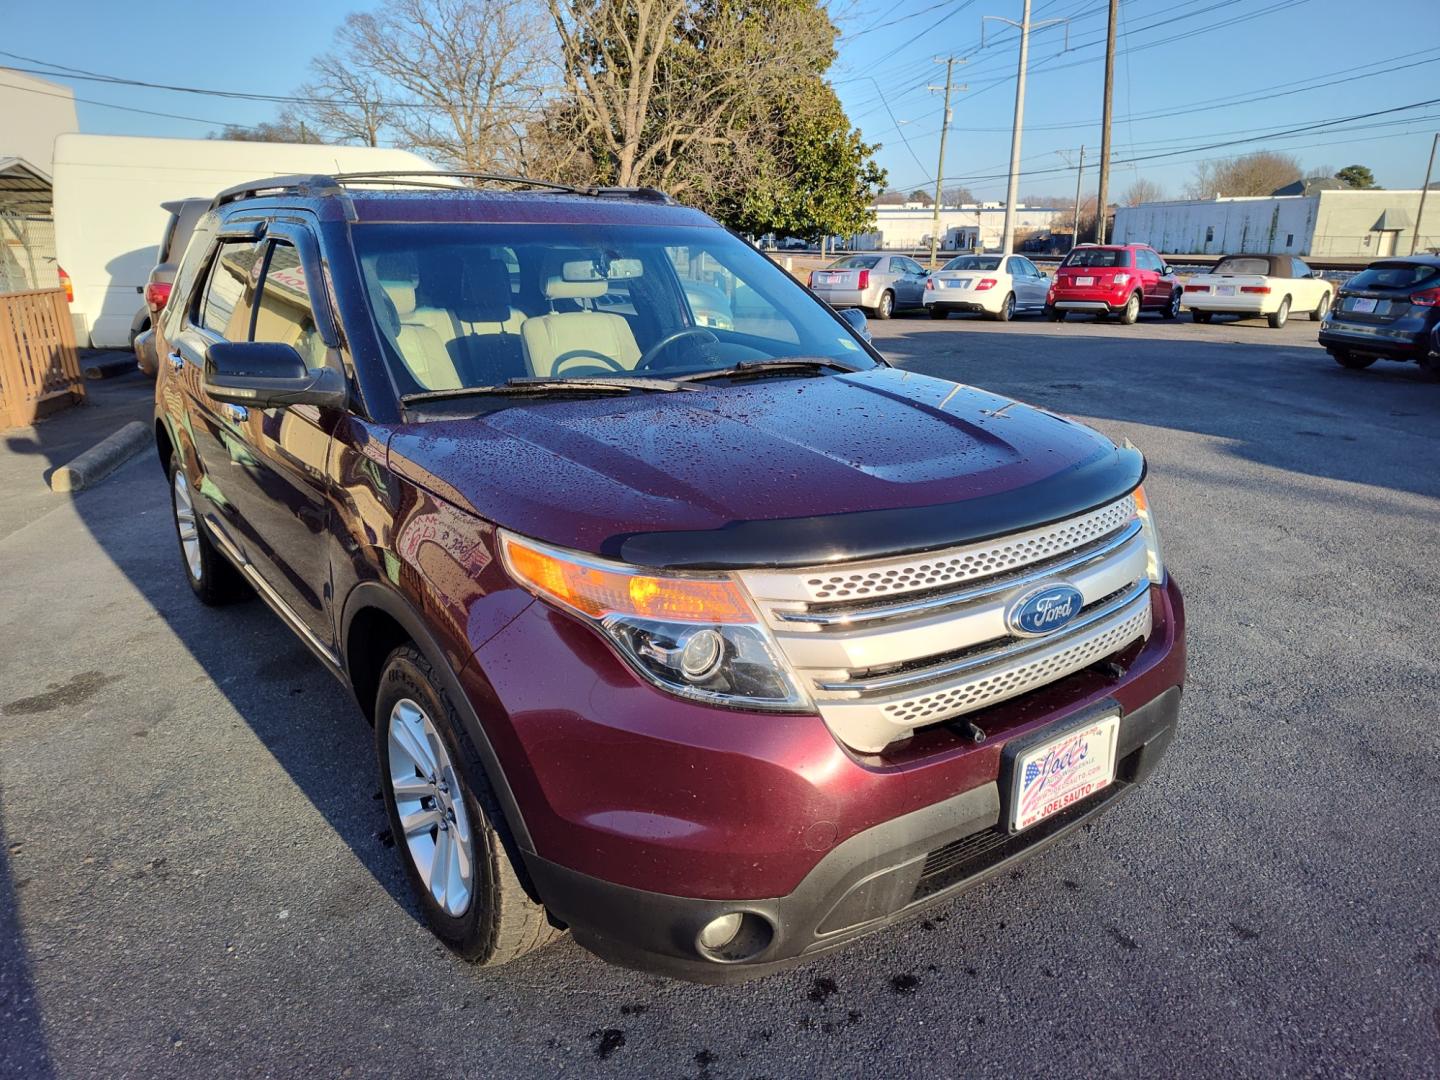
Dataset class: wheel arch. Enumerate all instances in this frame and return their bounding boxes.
[154,418,174,475]
[340,580,536,855]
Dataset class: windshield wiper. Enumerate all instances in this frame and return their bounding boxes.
[676,357,862,383]
[401,375,691,404]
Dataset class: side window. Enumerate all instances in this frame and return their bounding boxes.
[252,241,327,369]
[1292,258,1310,278]
[198,240,264,340]
[665,246,797,342]
[1018,258,1038,277]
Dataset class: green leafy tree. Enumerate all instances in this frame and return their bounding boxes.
[1335,164,1379,189]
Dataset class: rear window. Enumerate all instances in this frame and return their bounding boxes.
[1213,257,1271,276]
[1061,248,1129,269]
[941,256,1001,271]
[1345,263,1440,291]
[828,256,880,270]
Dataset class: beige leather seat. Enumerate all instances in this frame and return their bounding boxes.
[521,274,641,378]
[379,279,463,390]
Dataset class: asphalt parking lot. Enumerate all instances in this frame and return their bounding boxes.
[2,311,1438,1078]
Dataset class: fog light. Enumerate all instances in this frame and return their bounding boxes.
[698,912,743,951]
[679,628,724,682]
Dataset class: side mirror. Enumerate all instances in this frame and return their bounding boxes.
[838,307,871,343]
[204,341,348,410]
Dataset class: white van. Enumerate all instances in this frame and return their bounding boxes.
[52,134,437,348]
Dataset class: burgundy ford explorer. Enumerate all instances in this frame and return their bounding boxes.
[153,173,1185,982]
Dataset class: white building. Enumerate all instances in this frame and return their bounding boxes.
[847,204,1066,252]
[1112,188,1439,258]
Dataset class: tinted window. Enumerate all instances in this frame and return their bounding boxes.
[1061,248,1129,268]
[941,256,1001,271]
[829,256,881,270]
[198,240,263,339]
[1214,257,1271,276]
[1345,263,1440,291]
[253,241,327,368]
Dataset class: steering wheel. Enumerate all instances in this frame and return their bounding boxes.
[551,350,627,375]
[634,328,719,371]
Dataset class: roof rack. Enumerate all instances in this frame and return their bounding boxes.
[209,170,675,209]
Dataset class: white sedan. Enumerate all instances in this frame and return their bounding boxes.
[923,254,1051,321]
[1181,254,1333,328]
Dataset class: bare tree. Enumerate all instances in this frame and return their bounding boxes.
[942,185,976,206]
[1187,151,1302,198]
[323,0,553,171]
[1123,178,1165,206]
[296,53,395,148]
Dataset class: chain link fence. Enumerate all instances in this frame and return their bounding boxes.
[0,214,59,295]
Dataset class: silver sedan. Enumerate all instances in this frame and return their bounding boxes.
[808,254,928,319]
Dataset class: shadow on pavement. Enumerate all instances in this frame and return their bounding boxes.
[0,811,53,1079]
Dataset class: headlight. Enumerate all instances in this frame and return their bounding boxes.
[499,531,812,711]
[1132,484,1166,584]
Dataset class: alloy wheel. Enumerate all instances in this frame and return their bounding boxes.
[172,470,202,581]
[388,698,475,917]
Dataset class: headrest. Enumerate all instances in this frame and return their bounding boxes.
[380,280,417,317]
[456,257,513,323]
[376,292,399,336]
[545,276,608,300]
[375,252,416,280]
[418,251,465,308]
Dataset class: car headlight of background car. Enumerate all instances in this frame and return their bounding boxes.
[500,531,812,710]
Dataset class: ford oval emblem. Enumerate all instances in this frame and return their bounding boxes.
[1005,583,1085,638]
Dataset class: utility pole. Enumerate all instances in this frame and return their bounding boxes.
[985,2,1068,254]
[1072,145,1085,246]
[1094,0,1118,243]
[927,57,967,269]
[1412,132,1438,255]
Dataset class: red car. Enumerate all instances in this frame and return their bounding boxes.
[1046,244,1182,324]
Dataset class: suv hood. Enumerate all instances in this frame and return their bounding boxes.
[386,368,1142,569]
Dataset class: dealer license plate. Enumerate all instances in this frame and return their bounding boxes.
[1076,275,1094,286]
[1010,715,1120,831]
[816,273,841,286]
[1216,285,1237,296]
[1351,296,1377,313]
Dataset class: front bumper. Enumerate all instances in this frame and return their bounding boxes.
[529,687,1181,983]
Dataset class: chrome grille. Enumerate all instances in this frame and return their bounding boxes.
[738,495,1152,753]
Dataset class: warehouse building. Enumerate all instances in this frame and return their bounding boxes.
[1112,185,1438,258]
[845,203,1066,252]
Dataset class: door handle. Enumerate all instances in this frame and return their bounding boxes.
[169,352,184,372]
[224,404,249,423]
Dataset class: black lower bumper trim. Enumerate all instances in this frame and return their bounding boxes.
[524,686,1183,983]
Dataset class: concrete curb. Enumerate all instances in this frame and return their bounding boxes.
[82,354,140,380]
[50,421,151,493]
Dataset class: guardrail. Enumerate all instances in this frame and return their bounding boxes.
[0,288,85,429]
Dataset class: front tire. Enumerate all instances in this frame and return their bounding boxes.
[169,454,245,605]
[992,292,1015,322]
[872,291,894,320]
[1119,292,1141,325]
[375,646,559,966]
[1311,292,1331,322]
[1268,297,1290,329]
[1161,289,1182,320]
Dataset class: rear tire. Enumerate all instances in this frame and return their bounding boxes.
[1418,351,1440,381]
[1191,310,1213,324]
[169,454,245,606]
[873,291,894,320]
[992,293,1015,322]
[1119,292,1141,325]
[375,646,560,966]
[1330,349,1375,370]
[929,305,949,320]
[1311,292,1331,322]
[1045,307,1065,322]
[1268,297,1290,329]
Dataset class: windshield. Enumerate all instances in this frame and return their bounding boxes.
[941,256,1001,271]
[1213,257,1272,275]
[354,223,877,395]
[1061,248,1129,269]
[1345,263,1440,291]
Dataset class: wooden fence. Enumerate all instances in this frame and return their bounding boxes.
[0,288,84,429]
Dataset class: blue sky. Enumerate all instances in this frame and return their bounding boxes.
[4,0,1438,200]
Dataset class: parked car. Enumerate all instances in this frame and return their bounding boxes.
[1045,244,1181,323]
[1319,255,1440,377]
[1181,254,1332,329]
[154,172,1184,983]
[924,254,1050,321]
[808,253,928,319]
[134,198,209,375]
